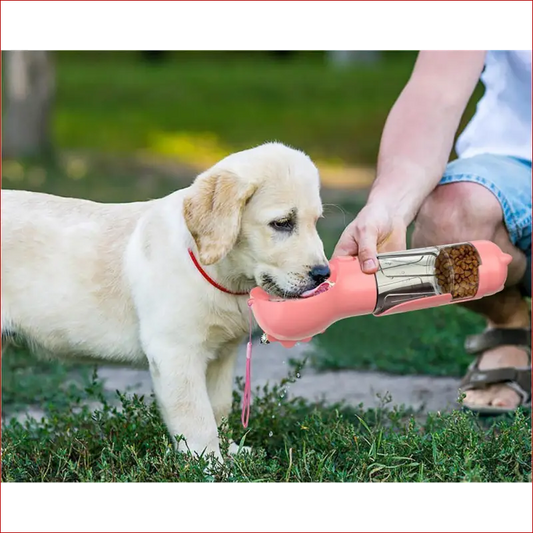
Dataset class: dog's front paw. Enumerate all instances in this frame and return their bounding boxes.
[228,440,252,456]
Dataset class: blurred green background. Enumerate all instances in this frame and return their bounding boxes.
[2,51,486,415]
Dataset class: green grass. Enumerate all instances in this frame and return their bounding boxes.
[0,344,94,415]
[51,51,409,165]
[44,51,481,167]
[312,307,484,376]
[2,369,531,482]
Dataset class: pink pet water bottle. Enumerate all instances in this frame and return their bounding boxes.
[249,240,512,348]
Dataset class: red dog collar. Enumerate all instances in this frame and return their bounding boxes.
[188,248,249,296]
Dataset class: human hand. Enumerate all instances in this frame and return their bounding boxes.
[332,203,407,274]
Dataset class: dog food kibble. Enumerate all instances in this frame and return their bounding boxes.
[435,243,480,300]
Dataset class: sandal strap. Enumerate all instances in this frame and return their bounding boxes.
[464,328,531,355]
[460,366,532,403]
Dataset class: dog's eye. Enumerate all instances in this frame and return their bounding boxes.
[270,219,294,232]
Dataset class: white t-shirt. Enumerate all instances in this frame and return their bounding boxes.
[456,50,532,162]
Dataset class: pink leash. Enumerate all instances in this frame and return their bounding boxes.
[241,301,254,428]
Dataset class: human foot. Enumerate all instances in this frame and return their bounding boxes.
[461,327,531,412]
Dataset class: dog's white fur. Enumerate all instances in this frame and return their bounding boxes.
[1,142,326,460]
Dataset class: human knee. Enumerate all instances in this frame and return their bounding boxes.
[412,182,503,248]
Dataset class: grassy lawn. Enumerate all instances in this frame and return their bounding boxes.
[2,368,531,482]
[2,52,530,482]
[51,51,414,166]
[41,51,481,168]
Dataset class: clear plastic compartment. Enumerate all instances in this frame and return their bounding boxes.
[373,242,481,315]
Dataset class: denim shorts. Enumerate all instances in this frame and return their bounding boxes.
[439,153,532,297]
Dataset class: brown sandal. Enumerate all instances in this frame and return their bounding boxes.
[460,328,531,415]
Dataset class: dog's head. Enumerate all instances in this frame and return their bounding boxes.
[183,142,329,298]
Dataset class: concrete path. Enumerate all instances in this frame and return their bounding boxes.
[242,342,460,413]
[7,341,461,424]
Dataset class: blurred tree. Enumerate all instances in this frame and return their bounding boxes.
[3,51,55,159]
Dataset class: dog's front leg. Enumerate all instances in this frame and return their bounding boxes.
[143,337,221,461]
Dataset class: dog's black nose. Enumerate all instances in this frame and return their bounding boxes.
[309,264,331,285]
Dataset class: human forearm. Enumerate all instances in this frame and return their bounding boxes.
[368,89,462,225]
[367,51,486,225]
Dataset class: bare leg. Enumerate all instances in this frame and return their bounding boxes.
[412,182,530,409]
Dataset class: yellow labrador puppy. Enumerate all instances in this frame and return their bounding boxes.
[1,142,329,460]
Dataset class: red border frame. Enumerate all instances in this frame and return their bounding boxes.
[0,4,533,533]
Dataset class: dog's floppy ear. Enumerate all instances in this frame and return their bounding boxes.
[183,169,257,265]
